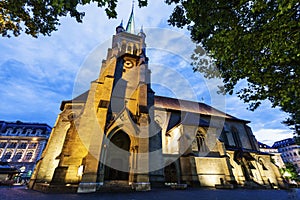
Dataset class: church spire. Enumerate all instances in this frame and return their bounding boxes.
[116,19,125,34]
[126,1,135,34]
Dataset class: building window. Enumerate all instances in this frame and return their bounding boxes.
[0,142,6,148]
[19,142,27,149]
[231,127,242,147]
[25,152,33,160]
[13,152,23,161]
[127,45,132,53]
[3,151,12,161]
[7,142,17,148]
[16,128,23,134]
[26,129,33,135]
[99,100,110,108]
[36,129,42,135]
[192,130,209,153]
[6,128,13,134]
[28,143,37,149]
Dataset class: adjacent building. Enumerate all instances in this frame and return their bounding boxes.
[28,9,286,193]
[0,120,51,183]
[272,138,300,175]
[258,142,286,170]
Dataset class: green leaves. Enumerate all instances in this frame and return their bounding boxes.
[167,0,300,135]
[0,0,148,37]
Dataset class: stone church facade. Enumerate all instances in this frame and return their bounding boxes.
[29,12,286,193]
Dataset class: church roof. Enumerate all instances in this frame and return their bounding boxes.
[154,95,246,122]
[60,90,89,110]
[61,91,247,122]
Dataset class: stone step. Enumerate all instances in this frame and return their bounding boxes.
[97,181,133,192]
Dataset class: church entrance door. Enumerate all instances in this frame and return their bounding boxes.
[164,163,178,184]
[104,131,131,181]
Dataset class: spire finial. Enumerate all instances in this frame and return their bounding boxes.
[126,0,135,34]
[138,25,146,40]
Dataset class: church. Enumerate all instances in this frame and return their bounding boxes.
[28,9,286,193]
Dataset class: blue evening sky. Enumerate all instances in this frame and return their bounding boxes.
[0,1,293,145]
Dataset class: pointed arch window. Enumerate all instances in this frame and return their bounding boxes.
[121,42,126,53]
[127,45,132,54]
[192,129,209,153]
[231,127,242,147]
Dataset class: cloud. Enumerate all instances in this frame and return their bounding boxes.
[0,59,71,125]
[254,128,294,146]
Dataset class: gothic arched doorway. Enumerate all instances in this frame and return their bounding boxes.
[104,131,131,181]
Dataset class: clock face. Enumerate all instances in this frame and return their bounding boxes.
[124,60,134,68]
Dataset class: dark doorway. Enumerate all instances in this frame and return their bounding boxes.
[104,131,131,181]
[164,163,178,183]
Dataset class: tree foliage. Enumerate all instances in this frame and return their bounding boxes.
[0,0,148,38]
[166,0,300,134]
[283,162,299,181]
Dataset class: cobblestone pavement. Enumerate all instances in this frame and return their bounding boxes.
[1,186,299,200]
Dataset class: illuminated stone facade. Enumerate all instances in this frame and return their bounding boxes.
[28,15,286,193]
[258,142,286,171]
[0,121,51,183]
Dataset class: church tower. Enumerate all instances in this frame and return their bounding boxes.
[29,6,158,193]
